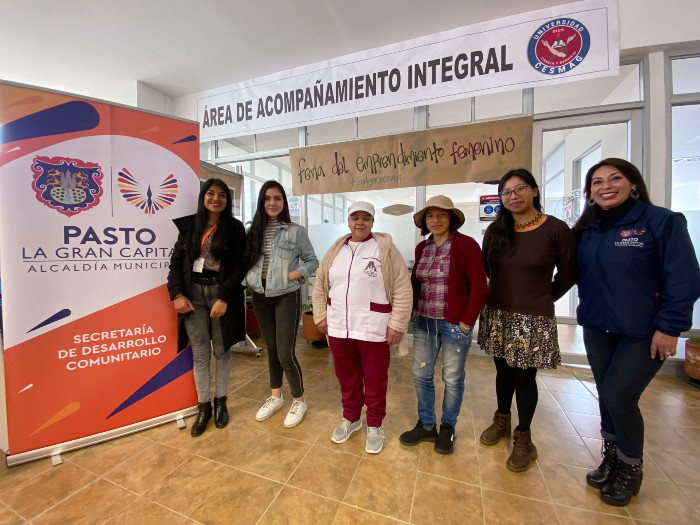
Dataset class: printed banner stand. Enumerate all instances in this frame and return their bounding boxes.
[0,81,201,466]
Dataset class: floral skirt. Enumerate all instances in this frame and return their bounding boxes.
[477,304,561,369]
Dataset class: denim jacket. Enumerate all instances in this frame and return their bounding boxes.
[245,223,319,297]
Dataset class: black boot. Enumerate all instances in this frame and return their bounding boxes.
[213,396,229,428]
[191,401,212,437]
[601,459,643,506]
[586,439,617,489]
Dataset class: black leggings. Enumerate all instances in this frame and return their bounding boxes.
[494,357,538,432]
[252,289,304,398]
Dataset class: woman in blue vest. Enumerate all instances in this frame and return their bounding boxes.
[574,158,700,506]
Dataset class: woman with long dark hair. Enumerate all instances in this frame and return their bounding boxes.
[244,180,318,428]
[478,169,576,472]
[574,158,699,506]
[168,179,247,437]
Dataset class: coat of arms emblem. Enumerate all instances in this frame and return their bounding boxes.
[31,156,103,216]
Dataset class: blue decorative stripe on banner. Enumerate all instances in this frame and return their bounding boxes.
[173,135,197,144]
[106,346,194,419]
[27,309,72,333]
[0,101,100,144]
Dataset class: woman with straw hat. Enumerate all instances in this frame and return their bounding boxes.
[399,195,489,454]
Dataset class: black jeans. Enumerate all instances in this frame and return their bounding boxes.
[584,327,664,463]
[252,289,304,398]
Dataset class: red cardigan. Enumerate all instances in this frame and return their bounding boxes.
[411,232,489,327]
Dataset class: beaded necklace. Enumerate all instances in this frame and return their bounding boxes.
[514,212,543,231]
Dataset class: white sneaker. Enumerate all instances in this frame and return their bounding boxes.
[283,400,307,428]
[365,426,385,454]
[255,395,284,421]
[331,418,362,443]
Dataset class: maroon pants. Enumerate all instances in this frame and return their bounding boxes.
[328,336,391,427]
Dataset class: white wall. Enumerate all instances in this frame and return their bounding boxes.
[170,93,197,122]
[136,81,173,115]
[619,0,700,50]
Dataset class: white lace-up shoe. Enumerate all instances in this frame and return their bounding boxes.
[331,418,362,443]
[255,395,284,421]
[283,400,307,428]
[365,426,385,454]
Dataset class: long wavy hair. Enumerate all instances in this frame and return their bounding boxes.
[243,180,291,272]
[189,178,234,261]
[484,169,542,258]
[572,158,651,239]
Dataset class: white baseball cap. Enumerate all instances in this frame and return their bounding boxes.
[347,201,375,217]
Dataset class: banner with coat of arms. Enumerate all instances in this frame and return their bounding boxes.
[0,81,201,463]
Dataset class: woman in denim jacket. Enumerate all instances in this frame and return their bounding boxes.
[244,180,319,428]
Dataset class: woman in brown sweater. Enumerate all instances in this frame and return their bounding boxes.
[478,169,576,472]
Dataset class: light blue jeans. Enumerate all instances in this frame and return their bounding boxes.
[411,313,473,428]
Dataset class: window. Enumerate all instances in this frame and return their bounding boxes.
[535,63,642,114]
[672,56,700,95]
[542,144,566,221]
[474,91,522,120]
[217,136,254,158]
[671,104,700,329]
[307,118,356,145]
[428,98,472,128]
[358,108,414,138]
[574,143,602,191]
[255,128,298,151]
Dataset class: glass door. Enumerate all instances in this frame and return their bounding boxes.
[532,110,643,320]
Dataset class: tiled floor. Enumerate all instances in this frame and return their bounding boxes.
[2,329,700,525]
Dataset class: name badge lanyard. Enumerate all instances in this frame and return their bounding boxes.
[200,223,218,252]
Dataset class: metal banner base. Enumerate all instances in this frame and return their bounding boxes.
[232,334,263,358]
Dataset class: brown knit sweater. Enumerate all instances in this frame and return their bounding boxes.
[483,216,577,317]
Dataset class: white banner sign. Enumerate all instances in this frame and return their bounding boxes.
[197,0,618,140]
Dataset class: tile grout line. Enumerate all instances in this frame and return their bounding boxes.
[14,436,179,523]
[470,385,488,525]
[0,499,28,524]
[252,453,297,525]
[407,443,424,524]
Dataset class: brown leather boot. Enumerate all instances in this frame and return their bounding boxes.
[480,411,511,446]
[506,429,538,472]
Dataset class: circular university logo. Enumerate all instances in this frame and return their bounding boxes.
[528,18,590,75]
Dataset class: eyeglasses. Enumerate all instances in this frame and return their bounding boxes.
[499,185,531,199]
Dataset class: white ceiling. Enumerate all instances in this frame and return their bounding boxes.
[0,0,579,105]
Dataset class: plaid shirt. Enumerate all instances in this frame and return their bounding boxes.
[415,236,452,319]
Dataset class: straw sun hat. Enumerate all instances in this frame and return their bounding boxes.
[413,195,465,229]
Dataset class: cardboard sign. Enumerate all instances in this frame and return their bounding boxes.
[290,116,532,196]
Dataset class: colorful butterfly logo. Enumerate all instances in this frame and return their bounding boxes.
[118,169,178,214]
